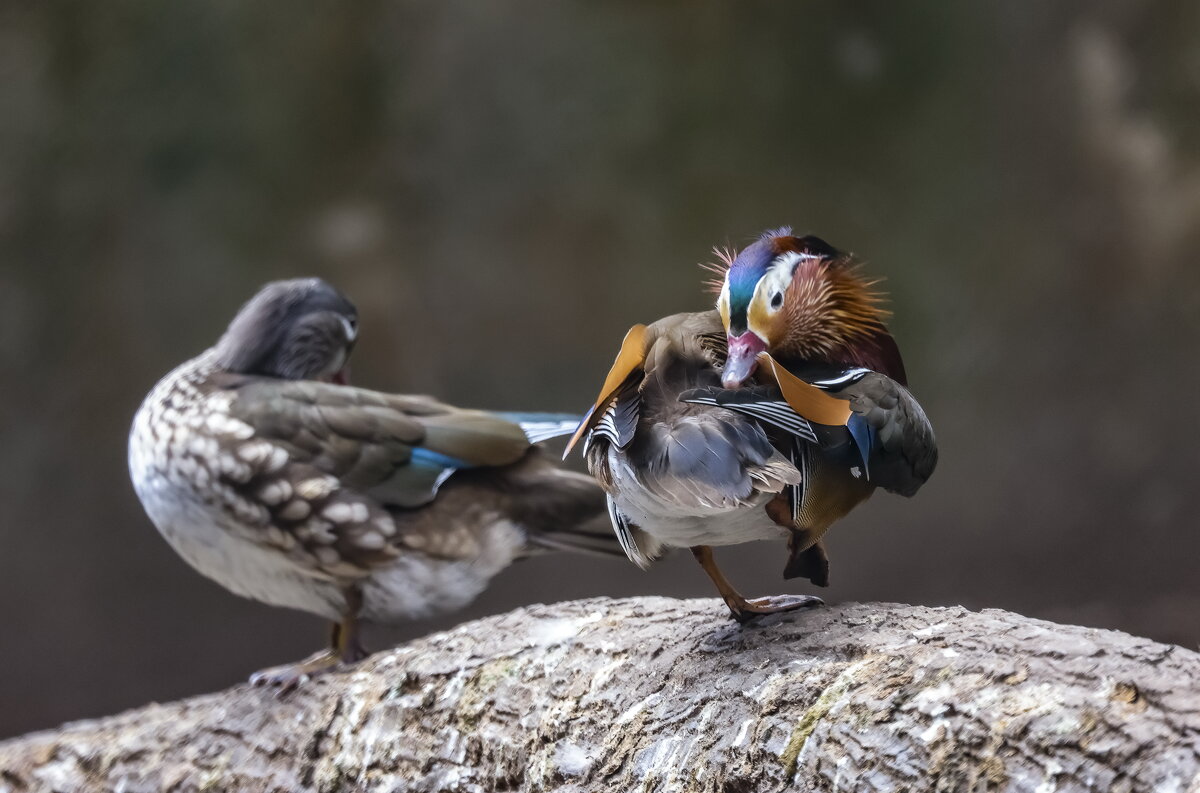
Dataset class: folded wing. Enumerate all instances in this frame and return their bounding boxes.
[815,371,938,497]
[230,380,532,508]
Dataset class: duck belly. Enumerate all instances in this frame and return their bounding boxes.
[360,519,525,624]
[138,478,347,622]
[613,485,786,549]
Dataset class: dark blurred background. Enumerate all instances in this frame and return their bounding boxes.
[2,1,1199,738]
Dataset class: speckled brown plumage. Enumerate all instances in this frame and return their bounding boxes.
[130,278,619,688]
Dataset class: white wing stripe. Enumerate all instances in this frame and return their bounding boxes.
[521,419,584,445]
[683,397,817,442]
[810,368,872,389]
[607,494,650,570]
[787,440,809,524]
[584,402,621,454]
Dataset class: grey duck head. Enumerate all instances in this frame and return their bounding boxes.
[215,278,358,382]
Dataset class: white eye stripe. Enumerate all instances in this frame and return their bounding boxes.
[753,254,799,313]
[774,251,804,269]
[338,315,358,342]
[776,250,823,266]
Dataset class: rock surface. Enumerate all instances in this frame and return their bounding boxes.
[2,597,1198,792]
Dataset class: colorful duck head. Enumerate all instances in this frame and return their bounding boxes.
[711,228,904,388]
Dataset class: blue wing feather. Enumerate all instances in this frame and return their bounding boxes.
[847,414,873,478]
[409,447,469,470]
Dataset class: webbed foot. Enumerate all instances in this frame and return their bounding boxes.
[250,591,368,695]
[249,649,344,694]
[690,545,824,624]
[726,593,824,624]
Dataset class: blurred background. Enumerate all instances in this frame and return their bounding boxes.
[2,1,1198,738]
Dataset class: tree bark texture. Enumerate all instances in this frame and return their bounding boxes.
[1,597,1198,793]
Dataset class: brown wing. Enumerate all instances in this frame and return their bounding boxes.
[205,379,534,572]
[230,380,530,498]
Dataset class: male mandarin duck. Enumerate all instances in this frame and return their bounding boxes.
[568,229,937,623]
[130,278,620,689]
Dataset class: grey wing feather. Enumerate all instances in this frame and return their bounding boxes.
[838,373,937,496]
[639,415,799,510]
[589,313,801,513]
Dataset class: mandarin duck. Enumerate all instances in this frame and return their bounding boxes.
[130,278,619,689]
[568,229,937,622]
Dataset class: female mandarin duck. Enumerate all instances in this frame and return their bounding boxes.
[130,278,619,689]
[567,229,937,623]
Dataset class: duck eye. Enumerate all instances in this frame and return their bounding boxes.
[770,292,784,310]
